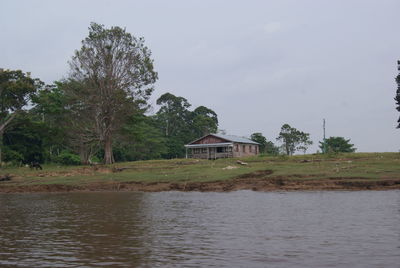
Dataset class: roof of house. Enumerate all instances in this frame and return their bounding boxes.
[187,133,260,145]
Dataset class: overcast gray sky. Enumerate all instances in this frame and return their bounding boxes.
[1,0,399,152]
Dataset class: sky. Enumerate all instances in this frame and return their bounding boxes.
[1,0,399,152]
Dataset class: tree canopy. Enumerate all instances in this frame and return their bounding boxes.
[69,22,158,164]
[395,60,400,128]
[276,124,313,155]
[155,92,219,158]
[0,69,42,164]
[319,137,356,153]
[250,132,278,155]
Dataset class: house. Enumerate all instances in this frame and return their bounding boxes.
[185,133,260,159]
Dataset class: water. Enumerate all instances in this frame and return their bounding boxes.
[0,191,399,267]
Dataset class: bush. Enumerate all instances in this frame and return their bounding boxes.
[3,148,24,165]
[90,156,101,164]
[56,151,81,165]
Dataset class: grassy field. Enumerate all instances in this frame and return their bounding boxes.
[1,152,400,191]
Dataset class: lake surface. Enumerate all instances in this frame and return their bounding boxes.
[0,190,399,267]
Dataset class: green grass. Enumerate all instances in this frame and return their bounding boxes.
[1,152,400,187]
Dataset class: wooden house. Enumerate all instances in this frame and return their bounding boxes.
[185,134,260,159]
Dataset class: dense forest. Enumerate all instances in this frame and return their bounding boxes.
[0,74,222,165]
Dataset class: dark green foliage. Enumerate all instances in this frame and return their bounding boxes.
[251,133,267,152]
[251,133,279,155]
[55,151,81,165]
[114,115,167,161]
[0,69,41,114]
[31,83,69,158]
[276,124,313,155]
[191,106,218,137]
[265,141,280,155]
[2,148,24,165]
[156,93,192,138]
[155,92,218,158]
[2,113,48,164]
[395,60,400,128]
[0,69,43,165]
[319,136,356,153]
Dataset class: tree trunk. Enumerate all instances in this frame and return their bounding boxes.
[79,147,89,165]
[0,130,3,167]
[285,140,290,156]
[103,135,114,164]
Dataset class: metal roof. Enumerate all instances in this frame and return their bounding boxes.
[212,134,260,145]
[185,142,233,148]
[187,133,260,145]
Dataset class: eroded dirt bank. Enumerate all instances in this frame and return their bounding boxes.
[1,176,400,193]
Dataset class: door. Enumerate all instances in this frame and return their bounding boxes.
[208,147,216,159]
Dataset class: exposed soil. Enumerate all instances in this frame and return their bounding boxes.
[1,169,400,193]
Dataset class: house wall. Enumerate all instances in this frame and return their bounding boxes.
[188,146,233,159]
[232,143,259,157]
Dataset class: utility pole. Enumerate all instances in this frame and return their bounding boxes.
[323,119,327,153]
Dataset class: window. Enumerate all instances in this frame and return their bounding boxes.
[202,148,207,153]
[217,147,227,153]
[235,144,239,152]
[249,145,253,153]
[242,145,246,152]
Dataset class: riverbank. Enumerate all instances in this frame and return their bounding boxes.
[1,153,400,193]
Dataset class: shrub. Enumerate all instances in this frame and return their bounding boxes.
[56,151,81,165]
[3,148,24,165]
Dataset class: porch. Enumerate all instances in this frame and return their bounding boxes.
[185,142,234,159]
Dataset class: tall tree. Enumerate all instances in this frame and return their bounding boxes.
[114,114,167,161]
[2,112,49,164]
[276,124,313,155]
[69,22,157,164]
[156,93,191,137]
[319,136,356,153]
[395,60,400,128]
[31,83,70,160]
[156,93,192,158]
[251,133,267,153]
[251,132,279,155]
[0,69,42,165]
[191,106,218,138]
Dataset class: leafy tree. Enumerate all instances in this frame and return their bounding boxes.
[251,133,267,152]
[114,114,167,161]
[59,80,101,164]
[276,124,313,155]
[155,93,192,158]
[319,136,356,153]
[265,140,280,155]
[69,22,157,164]
[0,69,42,165]
[395,60,400,128]
[251,132,279,155]
[156,93,191,137]
[2,113,49,164]
[32,80,99,164]
[31,83,70,161]
[191,106,218,137]
[155,92,219,158]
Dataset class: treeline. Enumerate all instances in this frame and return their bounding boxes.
[0,78,219,165]
[0,23,356,166]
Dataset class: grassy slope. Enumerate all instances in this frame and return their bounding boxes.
[1,153,400,189]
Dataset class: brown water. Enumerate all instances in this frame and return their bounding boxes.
[0,191,399,267]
